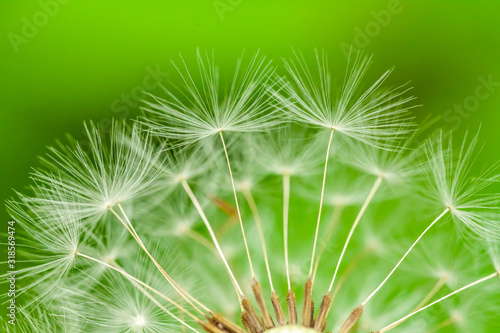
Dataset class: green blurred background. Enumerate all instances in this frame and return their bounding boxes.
[1,0,500,314]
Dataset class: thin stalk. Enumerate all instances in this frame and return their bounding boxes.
[219,130,255,278]
[181,179,244,298]
[283,171,291,290]
[328,176,383,292]
[414,275,448,311]
[331,247,370,302]
[378,272,499,332]
[362,209,449,306]
[115,203,208,312]
[243,188,275,291]
[424,316,459,333]
[381,275,449,331]
[180,299,187,333]
[183,228,218,257]
[111,260,201,333]
[109,204,207,315]
[309,127,335,277]
[76,251,202,331]
[312,203,344,285]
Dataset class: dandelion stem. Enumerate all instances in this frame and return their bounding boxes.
[312,203,344,285]
[76,251,202,332]
[243,189,275,291]
[283,171,292,290]
[309,127,335,278]
[328,176,382,293]
[219,130,256,279]
[109,204,208,315]
[181,179,245,297]
[378,272,499,332]
[362,208,449,306]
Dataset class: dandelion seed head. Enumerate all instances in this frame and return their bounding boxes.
[176,220,193,235]
[340,137,421,185]
[8,50,500,333]
[133,314,147,327]
[236,179,253,191]
[443,295,498,332]
[256,127,324,177]
[425,131,500,241]
[404,234,484,289]
[141,49,282,147]
[27,121,164,223]
[273,49,416,150]
[105,253,117,264]
[324,185,367,207]
[162,146,213,187]
[365,236,383,253]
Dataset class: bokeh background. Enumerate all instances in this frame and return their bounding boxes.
[1,0,500,328]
